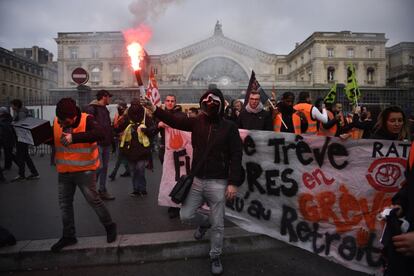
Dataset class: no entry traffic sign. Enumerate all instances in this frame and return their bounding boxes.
[71,67,89,85]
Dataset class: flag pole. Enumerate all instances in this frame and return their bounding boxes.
[267,98,288,129]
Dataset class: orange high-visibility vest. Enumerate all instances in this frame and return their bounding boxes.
[318,110,337,136]
[273,113,301,134]
[294,103,317,135]
[346,115,364,139]
[54,113,100,173]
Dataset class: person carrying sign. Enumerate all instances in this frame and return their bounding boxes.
[141,88,242,275]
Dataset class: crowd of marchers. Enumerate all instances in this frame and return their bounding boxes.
[0,87,413,276]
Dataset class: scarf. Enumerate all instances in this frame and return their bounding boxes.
[245,102,264,114]
[120,120,150,149]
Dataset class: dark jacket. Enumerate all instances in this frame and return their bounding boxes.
[154,89,243,186]
[84,101,113,146]
[369,128,400,140]
[116,105,157,162]
[351,114,375,139]
[0,113,14,147]
[48,108,105,145]
[237,108,273,131]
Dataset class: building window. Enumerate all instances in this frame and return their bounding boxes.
[91,67,101,83]
[278,67,283,75]
[347,48,354,58]
[327,66,335,81]
[91,46,100,59]
[410,56,414,65]
[367,67,375,83]
[2,83,6,96]
[112,66,121,84]
[112,46,122,58]
[69,48,78,59]
[327,48,334,58]
[367,49,373,58]
[301,56,304,65]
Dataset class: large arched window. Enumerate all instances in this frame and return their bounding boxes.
[91,67,101,82]
[367,67,375,83]
[188,57,248,86]
[327,66,335,82]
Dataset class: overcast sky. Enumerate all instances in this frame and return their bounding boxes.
[1,0,414,59]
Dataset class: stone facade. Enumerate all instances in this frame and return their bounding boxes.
[52,22,410,103]
[387,42,414,87]
[0,47,48,103]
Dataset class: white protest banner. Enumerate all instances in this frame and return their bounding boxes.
[158,126,192,207]
[159,129,410,275]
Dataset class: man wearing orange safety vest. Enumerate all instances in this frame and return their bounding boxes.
[318,102,347,137]
[50,98,117,253]
[273,92,302,134]
[294,92,328,135]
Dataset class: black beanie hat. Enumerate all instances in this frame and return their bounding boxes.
[56,98,77,119]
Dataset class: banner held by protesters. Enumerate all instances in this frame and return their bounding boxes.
[159,130,410,275]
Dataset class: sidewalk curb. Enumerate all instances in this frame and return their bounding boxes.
[0,227,286,271]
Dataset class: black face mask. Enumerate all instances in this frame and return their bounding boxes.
[205,102,220,117]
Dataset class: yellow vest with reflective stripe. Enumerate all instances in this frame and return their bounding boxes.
[54,113,100,173]
[294,103,317,135]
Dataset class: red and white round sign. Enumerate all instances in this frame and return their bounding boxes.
[71,67,89,85]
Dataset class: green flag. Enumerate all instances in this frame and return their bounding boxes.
[345,64,361,106]
[324,82,337,104]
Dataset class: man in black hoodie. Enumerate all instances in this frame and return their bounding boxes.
[142,88,242,275]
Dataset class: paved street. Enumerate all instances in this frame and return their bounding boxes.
[0,152,369,275]
[5,248,367,276]
[0,152,193,240]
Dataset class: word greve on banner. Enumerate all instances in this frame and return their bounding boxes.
[159,129,410,275]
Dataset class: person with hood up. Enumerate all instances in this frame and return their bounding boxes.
[141,88,243,275]
[116,100,156,197]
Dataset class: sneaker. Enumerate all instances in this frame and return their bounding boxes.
[26,174,40,180]
[11,175,25,182]
[194,225,210,240]
[105,223,117,243]
[211,257,223,275]
[99,191,115,200]
[130,192,139,197]
[51,237,77,253]
[120,171,130,177]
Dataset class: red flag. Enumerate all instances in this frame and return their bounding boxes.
[146,68,161,107]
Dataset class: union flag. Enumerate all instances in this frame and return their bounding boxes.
[146,68,161,107]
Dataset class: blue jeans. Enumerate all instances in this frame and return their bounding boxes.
[58,171,113,238]
[97,145,110,192]
[128,160,147,193]
[180,177,227,259]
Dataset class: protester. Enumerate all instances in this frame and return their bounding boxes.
[383,140,414,275]
[50,98,116,252]
[116,100,156,197]
[142,88,242,275]
[238,90,273,130]
[273,92,302,134]
[109,102,130,181]
[85,90,115,200]
[0,107,14,170]
[10,99,40,181]
[187,107,199,118]
[294,92,328,135]
[156,94,187,218]
[318,102,347,137]
[370,106,410,141]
